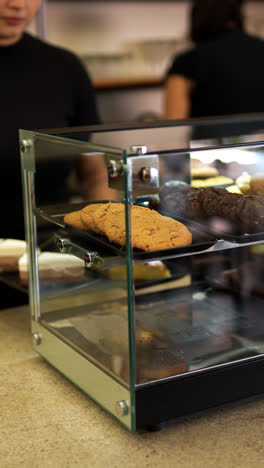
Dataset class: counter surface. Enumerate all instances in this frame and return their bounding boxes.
[1,306,264,468]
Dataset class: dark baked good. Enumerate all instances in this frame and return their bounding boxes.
[200,189,264,229]
[237,195,264,228]
[158,182,204,219]
[199,187,241,223]
[158,182,264,232]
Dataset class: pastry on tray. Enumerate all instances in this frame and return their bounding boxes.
[64,202,192,252]
[250,174,264,197]
[191,166,219,179]
[105,261,171,281]
[158,183,264,231]
[63,210,85,230]
[226,185,242,194]
[156,182,204,219]
[199,187,241,223]
[19,251,85,285]
[236,173,264,197]
[250,243,264,256]
[0,239,27,272]
[191,175,234,188]
[236,174,252,195]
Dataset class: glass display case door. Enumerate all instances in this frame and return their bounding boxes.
[20,129,136,431]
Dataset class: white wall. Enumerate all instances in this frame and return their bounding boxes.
[33,1,264,55]
[29,1,264,123]
[44,1,190,54]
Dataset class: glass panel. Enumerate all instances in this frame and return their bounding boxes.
[52,114,264,154]
[128,138,264,386]
[32,132,124,208]
[20,130,135,430]
[20,116,264,429]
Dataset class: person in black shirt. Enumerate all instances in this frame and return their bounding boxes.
[165,0,264,120]
[0,0,100,308]
[1,0,100,239]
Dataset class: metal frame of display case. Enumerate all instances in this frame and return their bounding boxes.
[20,115,264,431]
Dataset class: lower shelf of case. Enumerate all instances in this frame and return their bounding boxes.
[135,356,264,429]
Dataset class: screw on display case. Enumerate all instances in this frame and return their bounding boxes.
[107,159,124,178]
[140,166,159,184]
[32,333,42,345]
[57,238,72,254]
[20,139,33,153]
[115,400,129,417]
[84,252,103,269]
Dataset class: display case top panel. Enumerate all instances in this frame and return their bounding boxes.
[40,114,264,154]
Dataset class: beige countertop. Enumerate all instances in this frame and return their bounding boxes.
[1,306,264,468]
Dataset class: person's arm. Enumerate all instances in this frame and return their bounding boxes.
[77,153,119,202]
[165,74,194,120]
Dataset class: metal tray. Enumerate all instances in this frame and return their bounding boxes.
[199,216,264,244]
[159,209,264,244]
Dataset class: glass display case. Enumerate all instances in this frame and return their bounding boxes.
[20,115,264,432]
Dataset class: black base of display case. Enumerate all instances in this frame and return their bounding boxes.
[135,357,264,429]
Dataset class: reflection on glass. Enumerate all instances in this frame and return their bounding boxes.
[134,249,264,384]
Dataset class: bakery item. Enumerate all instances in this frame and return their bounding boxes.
[19,251,85,285]
[158,183,264,231]
[250,243,264,256]
[199,187,241,223]
[157,182,204,219]
[237,195,264,227]
[198,188,264,229]
[250,174,264,197]
[236,174,252,195]
[136,321,188,382]
[105,261,171,281]
[202,189,264,230]
[80,202,192,251]
[79,203,111,234]
[236,174,264,197]
[159,184,238,220]
[0,239,27,272]
[191,166,219,179]
[64,210,86,230]
[107,204,192,251]
[191,175,234,188]
[226,185,242,194]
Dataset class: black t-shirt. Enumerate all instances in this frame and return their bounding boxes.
[0,33,100,238]
[167,29,264,119]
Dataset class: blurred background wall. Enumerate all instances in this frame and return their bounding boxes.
[29,1,264,123]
